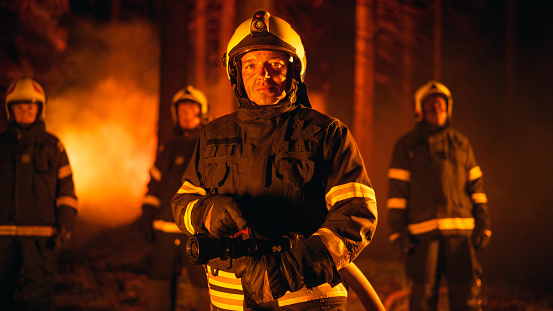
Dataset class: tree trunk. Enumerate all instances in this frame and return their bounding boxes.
[401,0,414,132]
[158,0,192,145]
[354,0,375,162]
[433,0,442,80]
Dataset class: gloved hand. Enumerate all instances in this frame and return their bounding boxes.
[393,228,416,255]
[235,234,338,305]
[472,227,491,250]
[140,205,156,242]
[203,195,247,238]
[57,226,72,244]
[56,205,76,247]
[472,203,491,250]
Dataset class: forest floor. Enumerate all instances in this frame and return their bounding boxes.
[14,221,553,310]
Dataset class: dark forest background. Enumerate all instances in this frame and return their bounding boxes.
[2,0,553,303]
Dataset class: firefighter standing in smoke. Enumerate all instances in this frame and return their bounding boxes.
[386,81,492,311]
[0,77,78,310]
[172,11,377,310]
[140,86,210,311]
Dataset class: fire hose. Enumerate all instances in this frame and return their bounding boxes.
[185,234,385,310]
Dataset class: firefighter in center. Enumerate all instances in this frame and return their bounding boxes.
[172,10,378,310]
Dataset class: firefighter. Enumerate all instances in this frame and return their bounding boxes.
[0,77,78,310]
[172,10,377,310]
[140,86,210,311]
[386,81,491,311]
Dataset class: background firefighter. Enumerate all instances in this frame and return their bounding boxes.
[0,77,78,310]
[139,86,210,311]
[386,80,492,310]
[172,10,378,310]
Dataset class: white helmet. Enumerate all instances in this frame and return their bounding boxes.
[5,77,47,121]
[414,80,453,122]
[170,85,208,125]
[223,10,306,89]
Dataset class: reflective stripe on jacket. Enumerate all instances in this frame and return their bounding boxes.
[387,121,489,240]
[0,121,78,233]
[172,102,377,305]
[142,130,201,224]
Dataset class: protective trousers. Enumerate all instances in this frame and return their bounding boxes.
[0,237,57,311]
[146,231,208,311]
[407,235,482,311]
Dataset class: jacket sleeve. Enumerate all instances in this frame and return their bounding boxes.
[56,140,78,230]
[465,141,491,233]
[172,131,238,236]
[312,122,378,271]
[386,137,411,242]
[142,145,166,212]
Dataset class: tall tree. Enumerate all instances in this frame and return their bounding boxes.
[354,0,375,162]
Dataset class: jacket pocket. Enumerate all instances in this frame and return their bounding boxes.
[274,140,316,190]
[203,157,229,188]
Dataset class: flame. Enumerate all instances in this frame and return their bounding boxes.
[47,77,158,227]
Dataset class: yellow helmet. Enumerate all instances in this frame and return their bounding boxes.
[5,77,47,121]
[170,85,208,125]
[414,80,452,121]
[222,10,306,87]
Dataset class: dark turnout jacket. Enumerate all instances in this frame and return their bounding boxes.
[172,101,377,307]
[0,121,77,237]
[142,129,202,232]
[387,121,490,241]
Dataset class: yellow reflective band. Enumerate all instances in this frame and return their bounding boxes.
[58,164,72,179]
[150,165,161,182]
[177,181,207,195]
[469,166,483,181]
[325,182,376,211]
[211,298,244,311]
[207,266,244,310]
[314,228,349,270]
[209,278,244,291]
[0,225,57,237]
[277,283,348,306]
[143,195,161,208]
[184,199,199,234]
[408,218,475,235]
[153,220,182,233]
[57,196,78,209]
[471,193,488,204]
[388,168,411,182]
[387,198,407,209]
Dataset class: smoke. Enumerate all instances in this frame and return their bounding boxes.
[45,20,159,229]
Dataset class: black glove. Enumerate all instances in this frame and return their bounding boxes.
[56,205,76,247]
[235,234,338,305]
[140,205,156,242]
[472,203,491,250]
[202,195,247,238]
[57,226,72,244]
[393,228,416,255]
[472,227,491,250]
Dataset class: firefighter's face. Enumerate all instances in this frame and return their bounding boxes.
[241,50,288,106]
[422,95,448,126]
[177,101,201,130]
[12,102,39,124]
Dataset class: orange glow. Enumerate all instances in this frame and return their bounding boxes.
[47,77,158,227]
